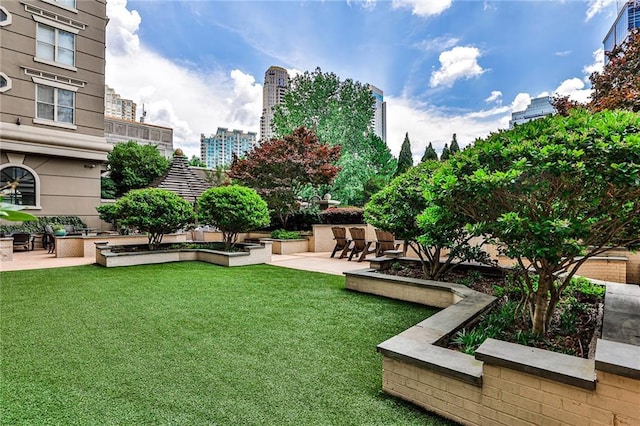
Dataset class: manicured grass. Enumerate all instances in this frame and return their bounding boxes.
[1,263,451,425]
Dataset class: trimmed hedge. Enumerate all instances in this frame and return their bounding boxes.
[0,216,87,234]
[320,207,364,224]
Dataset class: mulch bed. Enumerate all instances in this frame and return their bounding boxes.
[379,263,603,358]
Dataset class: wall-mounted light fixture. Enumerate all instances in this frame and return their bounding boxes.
[16,117,21,125]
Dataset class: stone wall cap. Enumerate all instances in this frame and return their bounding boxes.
[475,338,596,389]
[595,339,640,380]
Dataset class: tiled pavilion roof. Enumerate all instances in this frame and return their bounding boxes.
[150,150,210,203]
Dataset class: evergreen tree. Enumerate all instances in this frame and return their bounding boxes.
[421,142,438,162]
[395,132,414,177]
[440,143,451,161]
[450,134,460,153]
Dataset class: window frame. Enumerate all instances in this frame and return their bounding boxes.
[33,77,78,129]
[40,0,78,14]
[35,21,77,70]
[0,5,12,26]
[0,164,41,209]
[0,72,11,93]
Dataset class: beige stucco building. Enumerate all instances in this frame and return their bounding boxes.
[0,0,110,228]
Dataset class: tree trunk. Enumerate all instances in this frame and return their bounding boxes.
[532,274,552,335]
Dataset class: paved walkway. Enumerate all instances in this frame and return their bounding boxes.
[0,249,369,276]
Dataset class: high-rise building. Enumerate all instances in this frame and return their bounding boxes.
[603,1,639,62]
[509,96,556,128]
[369,84,387,143]
[0,0,110,227]
[260,66,289,141]
[201,128,257,168]
[105,118,174,158]
[105,85,137,121]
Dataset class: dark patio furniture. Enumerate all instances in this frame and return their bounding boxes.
[43,225,56,254]
[12,233,31,252]
[330,226,352,258]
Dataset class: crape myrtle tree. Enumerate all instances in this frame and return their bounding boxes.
[421,142,438,162]
[364,161,489,280]
[111,188,195,250]
[395,133,414,177]
[197,185,270,251]
[228,127,340,228]
[431,109,640,335]
[107,141,170,196]
[271,67,394,205]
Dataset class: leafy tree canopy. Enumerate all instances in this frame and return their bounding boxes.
[228,127,340,228]
[197,185,270,250]
[421,142,438,162]
[107,141,170,196]
[188,155,206,167]
[365,160,488,280]
[395,133,413,177]
[112,188,195,250]
[431,109,640,334]
[271,67,393,205]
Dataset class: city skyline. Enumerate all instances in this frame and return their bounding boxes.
[105,0,619,162]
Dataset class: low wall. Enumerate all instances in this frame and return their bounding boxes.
[309,224,376,252]
[55,233,189,258]
[96,242,272,268]
[0,238,13,262]
[268,239,310,255]
[345,269,640,426]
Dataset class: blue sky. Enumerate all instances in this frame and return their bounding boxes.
[105,0,618,161]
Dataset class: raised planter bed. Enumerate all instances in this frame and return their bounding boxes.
[96,241,272,268]
[345,268,640,426]
[263,238,309,255]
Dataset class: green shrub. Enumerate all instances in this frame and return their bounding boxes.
[270,229,301,240]
[112,188,195,250]
[198,185,270,251]
[0,216,87,234]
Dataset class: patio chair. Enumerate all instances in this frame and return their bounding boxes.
[347,227,376,262]
[12,232,31,252]
[43,225,56,254]
[374,229,401,256]
[330,226,352,258]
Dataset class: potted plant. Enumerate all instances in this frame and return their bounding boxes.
[52,224,66,236]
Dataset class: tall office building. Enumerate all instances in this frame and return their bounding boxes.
[260,66,289,141]
[603,1,639,61]
[509,96,555,128]
[0,0,110,227]
[369,84,387,143]
[105,85,137,121]
[201,128,257,168]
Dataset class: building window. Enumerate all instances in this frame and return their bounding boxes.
[36,84,74,124]
[1,167,36,206]
[0,72,11,93]
[0,6,11,26]
[56,0,76,8]
[37,23,75,66]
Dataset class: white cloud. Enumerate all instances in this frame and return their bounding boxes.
[485,90,502,104]
[554,50,572,57]
[553,78,592,104]
[105,0,141,56]
[106,0,263,158]
[585,0,616,21]
[430,46,485,88]
[385,96,513,163]
[582,48,604,79]
[415,36,459,52]
[392,0,452,17]
[511,93,532,112]
[347,0,377,9]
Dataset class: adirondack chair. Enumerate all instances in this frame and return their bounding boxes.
[374,229,401,256]
[347,227,376,262]
[330,226,352,258]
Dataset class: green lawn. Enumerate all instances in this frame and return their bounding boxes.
[1,263,451,425]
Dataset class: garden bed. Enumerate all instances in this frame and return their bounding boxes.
[95,241,272,268]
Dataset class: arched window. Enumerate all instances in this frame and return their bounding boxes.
[1,166,36,206]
